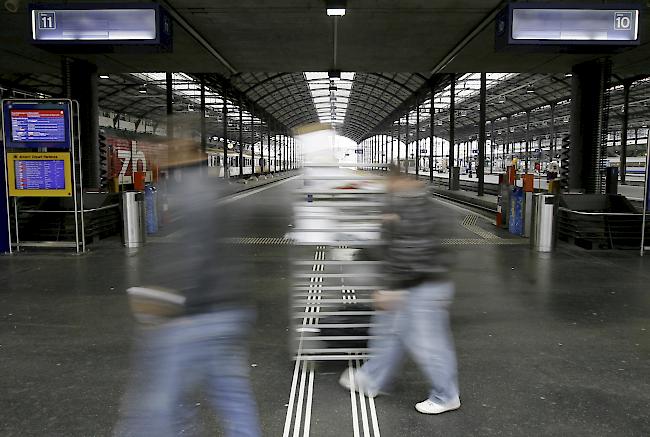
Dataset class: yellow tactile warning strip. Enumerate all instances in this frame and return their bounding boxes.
[227,237,527,246]
[460,214,502,240]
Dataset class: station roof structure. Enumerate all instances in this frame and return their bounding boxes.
[2,1,650,144]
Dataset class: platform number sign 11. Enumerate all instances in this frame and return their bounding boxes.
[614,11,633,31]
[37,12,56,30]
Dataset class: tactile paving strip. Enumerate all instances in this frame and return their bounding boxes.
[228,237,526,246]
[461,215,502,240]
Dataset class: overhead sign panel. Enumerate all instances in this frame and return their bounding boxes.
[497,4,641,48]
[29,4,172,49]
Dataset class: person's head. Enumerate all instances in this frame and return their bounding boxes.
[386,164,423,192]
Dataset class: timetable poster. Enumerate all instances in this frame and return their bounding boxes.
[6,152,72,197]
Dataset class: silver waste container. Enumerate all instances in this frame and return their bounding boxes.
[122,191,146,248]
[531,194,557,252]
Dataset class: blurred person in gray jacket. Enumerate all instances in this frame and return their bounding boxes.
[339,167,460,415]
[114,137,261,437]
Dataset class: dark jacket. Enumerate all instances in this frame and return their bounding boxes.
[382,183,448,289]
[145,164,253,314]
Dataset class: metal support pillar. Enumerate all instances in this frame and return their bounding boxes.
[166,72,174,139]
[505,116,510,157]
[391,127,395,164]
[429,88,435,181]
[449,74,456,189]
[274,131,278,173]
[251,110,255,175]
[260,118,264,175]
[397,118,402,168]
[200,74,207,153]
[238,99,243,177]
[550,104,556,159]
[621,81,631,184]
[490,121,495,174]
[405,111,410,174]
[222,88,228,178]
[415,97,420,176]
[267,120,271,174]
[525,111,531,173]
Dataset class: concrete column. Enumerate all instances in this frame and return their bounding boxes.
[569,59,612,194]
[64,58,99,188]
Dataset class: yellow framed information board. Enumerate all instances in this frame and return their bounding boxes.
[6,152,72,197]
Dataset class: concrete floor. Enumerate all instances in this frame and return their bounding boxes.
[1,176,649,436]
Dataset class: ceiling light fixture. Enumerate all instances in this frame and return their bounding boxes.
[328,69,341,79]
[138,85,147,94]
[326,0,346,16]
[99,75,110,79]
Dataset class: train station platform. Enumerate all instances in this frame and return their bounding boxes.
[1,175,648,436]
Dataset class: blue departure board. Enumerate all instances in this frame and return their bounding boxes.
[14,159,66,190]
[11,109,66,143]
[2,100,72,150]
[6,152,72,197]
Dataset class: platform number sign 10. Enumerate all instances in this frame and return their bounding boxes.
[614,12,633,31]
[37,12,56,30]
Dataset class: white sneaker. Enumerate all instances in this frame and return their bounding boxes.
[415,397,461,415]
[338,369,378,397]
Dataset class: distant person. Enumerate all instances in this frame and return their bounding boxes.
[114,137,261,437]
[339,166,460,415]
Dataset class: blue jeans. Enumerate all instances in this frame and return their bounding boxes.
[358,281,459,403]
[114,308,261,437]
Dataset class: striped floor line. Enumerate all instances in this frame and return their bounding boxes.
[284,247,324,437]
[229,237,525,246]
[226,237,295,245]
[441,238,528,246]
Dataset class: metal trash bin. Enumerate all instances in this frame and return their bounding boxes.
[121,191,146,248]
[531,194,557,252]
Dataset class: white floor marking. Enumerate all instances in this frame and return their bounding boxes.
[349,365,361,437]
[369,396,380,437]
[303,366,315,437]
[284,246,323,437]
[293,361,308,437]
[356,359,371,437]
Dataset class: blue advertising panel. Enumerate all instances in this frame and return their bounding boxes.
[0,150,10,253]
[509,186,525,236]
[2,100,72,150]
